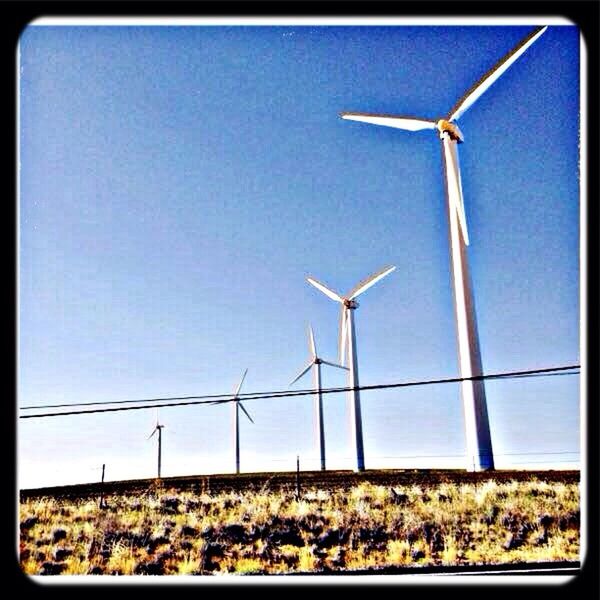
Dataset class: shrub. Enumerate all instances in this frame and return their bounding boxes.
[19,478,579,575]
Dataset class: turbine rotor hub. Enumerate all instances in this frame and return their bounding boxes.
[436,119,464,143]
[344,299,359,309]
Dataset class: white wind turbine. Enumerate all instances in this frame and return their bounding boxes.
[289,324,348,471]
[147,410,165,478]
[231,369,254,474]
[307,265,396,472]
[340,26,547,471]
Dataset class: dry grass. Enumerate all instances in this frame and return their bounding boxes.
[19,479,580,576]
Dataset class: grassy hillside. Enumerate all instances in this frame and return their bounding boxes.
[19,477,580,576]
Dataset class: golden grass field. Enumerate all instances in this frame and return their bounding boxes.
[19,478,580,576]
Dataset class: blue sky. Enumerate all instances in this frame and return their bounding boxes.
[18,21,580,488]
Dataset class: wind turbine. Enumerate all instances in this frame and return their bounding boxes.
[289,324,348,471]
[148,411,165,478]
[339,26,547,472]
[306,265,396,472]
[232,369,254,474]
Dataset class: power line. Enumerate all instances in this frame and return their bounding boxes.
[20,363,579,412]
[490,371,580,380]
[19,364,580,420]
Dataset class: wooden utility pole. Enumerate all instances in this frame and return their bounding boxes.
[296,455,301,500]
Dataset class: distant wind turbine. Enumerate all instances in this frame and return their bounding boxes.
[340,26,547,471]
[289,324,348,471]
[307,265,396,472]
[232,369,254,474]
[148,411,165,478]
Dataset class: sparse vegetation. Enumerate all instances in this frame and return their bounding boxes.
[19,479,579,576]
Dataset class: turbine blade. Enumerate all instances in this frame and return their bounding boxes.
[147,427,157,440]
[308,324,317,358]
[306,276,343,303]
[340,112,437,131]
[348,265,396,300]
[320,359,349,371]
[339,306,348,366]
[238,401,254,424]
[234,368,248,398]
[442,137,470,245]
[447,26,547,122]
[289,361,314,387]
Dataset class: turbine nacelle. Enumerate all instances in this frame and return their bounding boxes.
[233,369,254,424]
[306,265,396,365]
[436,119,464,143]
[289,324,348,387]
[148,409,165,440]
[148,423,164,439]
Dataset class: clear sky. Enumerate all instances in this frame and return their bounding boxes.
[18,20,581,488]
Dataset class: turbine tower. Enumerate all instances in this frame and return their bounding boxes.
[339,26,547,471]
[307,265,396,472]
[289,324,348,471]
[148,413,165,478]
[232,369,254,474]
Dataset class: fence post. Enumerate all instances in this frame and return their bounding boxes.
[99,463,106,508]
